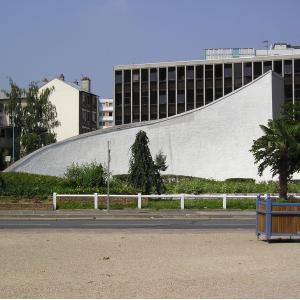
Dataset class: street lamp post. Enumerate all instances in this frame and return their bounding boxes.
[12,110,15,163]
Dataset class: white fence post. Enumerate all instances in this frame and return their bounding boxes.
[180,194,185,210]
[94,193,98,210]
[223,194,227,209]
[138,193,142,209]
[53,192,57,210]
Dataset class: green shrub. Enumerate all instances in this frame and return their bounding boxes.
[225,178,255,184]
[1,171,300,201]
[64,161,105,188]
[0,172,65,198]
[163,177,294,195]
[0,173,5,193]
[113,174,129,182]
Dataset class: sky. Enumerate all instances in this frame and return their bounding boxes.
[0,0,300,97]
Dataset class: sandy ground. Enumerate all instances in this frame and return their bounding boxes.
[0,229,300,299]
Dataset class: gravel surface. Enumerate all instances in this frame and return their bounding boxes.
[1,229,300,298]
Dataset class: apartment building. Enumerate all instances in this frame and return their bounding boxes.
[40,75,99,141]
[98,98,113,129]
[0,75,99,166]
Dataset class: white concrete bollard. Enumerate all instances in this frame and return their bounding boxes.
[180,194,185,210]
[94,193,98,210]
[138,193,142,209]
[223,194,227,209]
[53,192,57,210]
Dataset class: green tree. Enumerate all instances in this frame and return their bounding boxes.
[3,78,24,128]
[21,82,60,156]
[128,130,158,194]
[155,150,168,172]
[154,150,168,194]
[250,104,300,199]
[3,79,24,162]
[3,80,60,157]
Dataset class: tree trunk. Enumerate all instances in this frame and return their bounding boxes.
[279,171,288,200]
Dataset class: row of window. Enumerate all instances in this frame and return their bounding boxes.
[81,93,98,109]
[99,102,113,108]
[115,59,300,125]
[99,121,113,127]
[81,109,97,124]
[100,112,113,117]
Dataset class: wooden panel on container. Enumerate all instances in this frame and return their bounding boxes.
[258,213,265,232]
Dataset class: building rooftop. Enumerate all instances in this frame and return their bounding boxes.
[114,42,300,68]
[40,76,99,97]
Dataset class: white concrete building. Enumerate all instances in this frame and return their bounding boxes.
[6,71,295,181]
[39,75,99,141]
[98,98,113,129]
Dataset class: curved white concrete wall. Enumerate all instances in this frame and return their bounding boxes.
[6,71,285,180]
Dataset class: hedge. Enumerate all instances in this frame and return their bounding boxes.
[1,172,300,199]
[0,172,136,199]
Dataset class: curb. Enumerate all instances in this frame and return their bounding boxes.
[0,209,256,220]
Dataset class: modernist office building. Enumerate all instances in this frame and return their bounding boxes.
[114,43,300,125]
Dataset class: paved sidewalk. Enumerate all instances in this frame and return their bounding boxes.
[0,209,255,219]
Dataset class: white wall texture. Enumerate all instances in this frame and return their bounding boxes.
[7,71,290,181]
[40,79,79,142]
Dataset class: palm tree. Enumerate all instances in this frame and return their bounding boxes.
[251,116,300,199]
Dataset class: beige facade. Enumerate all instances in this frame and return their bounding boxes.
[39,76,98,142]
[40,79,80,142]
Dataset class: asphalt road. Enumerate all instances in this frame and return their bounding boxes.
[0,218,255,229]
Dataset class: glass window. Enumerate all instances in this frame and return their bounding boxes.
[132,69,140,82]
[177,67,185,113]
[224,64,232,95]
[196,65,204,107]
[124,69,131,83]
[253,61,262,79]
[214,64,223,100]
[263,61,272,73]
[150,68,158,120]
[243,62,252,85]
[284,60,292,75]
[159,68,167,118]
[274,60,282,76]
[168,67,176,116]
[186,66,194,80]
[234,63,242,90]
[115,70,123,125]
[123,70,131,124]
[115,71,122,84]
[284,60,293,103]
[132,69,140,123]
[186,66,195,110]
[141,69,149,121]
[295,60,300,102]
[205,65,213,104]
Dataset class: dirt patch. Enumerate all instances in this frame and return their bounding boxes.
[0,229,300,298]
[0,202,52,210]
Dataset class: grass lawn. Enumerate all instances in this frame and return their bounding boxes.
[0,196,258,210]
[143,198,256,210]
